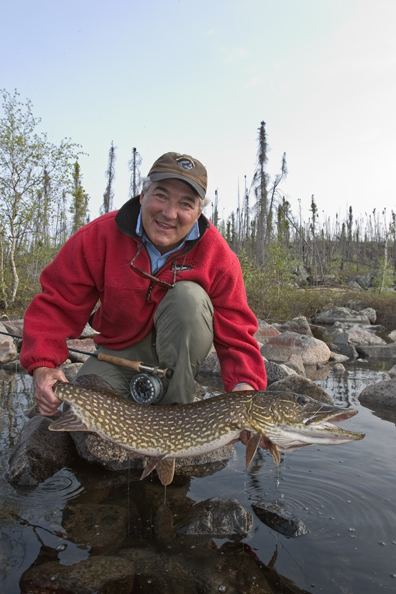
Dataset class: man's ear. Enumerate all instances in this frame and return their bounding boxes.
[139,192,144,205]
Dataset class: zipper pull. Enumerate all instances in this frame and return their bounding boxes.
[146,284,154,301]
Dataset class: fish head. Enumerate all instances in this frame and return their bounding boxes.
[246,391,365,450]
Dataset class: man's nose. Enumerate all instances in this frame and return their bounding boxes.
[162,202,177,218]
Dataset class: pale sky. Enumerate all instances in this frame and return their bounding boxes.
[1,0,396,227]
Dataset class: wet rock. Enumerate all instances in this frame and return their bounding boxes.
[267,375,334,404]
[315,307,370,325]
[358,378,396,409]
[19,556,135,594]
[329,352,349,363]
[273,316,313,336]
[304,363,331,381]
[174,497,252,537]
[6,416,77,486]
[252,501,308,537]
[329,341,359,360]
[355,343,396,359]
[71,431,234,477]
[254,318,280,344]
[261,331,331,366]
[62,503,132,554]
[332,363,346,372]
[67,337,97,363]
[0,322,17,364]
[265,360,297,385]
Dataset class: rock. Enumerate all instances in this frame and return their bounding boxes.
[78,322,99,339]
[254,319,280,344]
[359,307,376,323]
[332,363,346,372]
[252,501,308,537]
[388,364,396,378]
[1,318,24,337]
[261,331,331,366]
[329,352,349,363]
[265,360,297,385]
[303,364,331,381]
[200,351,221,374]
[329,341,359,360]
[355,343,396,359]
[388,330,396,342]
[273,316,313,336]
[60,361,83,381]
[358,378,396,409]
[339,326,386,346]
[315,307,370,325]
[66,337,97,363]
[19,556,135,594]
[309,324,326,340]
[6,416,77,486]
[71,431,234,477]
[284,353,306,375]
[1,356,26,372]
[267,376,334,404]
[0,322,17,364]
[174,497,252,537]
[62,503,132,554]
[347,280,364,290]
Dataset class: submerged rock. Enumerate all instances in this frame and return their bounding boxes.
[19,556,135,594]
[252,500,308,537]
[174,497,252,537]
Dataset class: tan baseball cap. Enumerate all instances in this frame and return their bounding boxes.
[148,152,207,200]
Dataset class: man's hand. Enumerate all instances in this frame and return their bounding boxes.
[33,367,68,416]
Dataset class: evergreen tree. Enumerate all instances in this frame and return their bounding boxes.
[101,141,116,214]
[70,161,89,233]
[128,147,142,198]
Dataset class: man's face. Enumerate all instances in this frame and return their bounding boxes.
[139,178,201,254]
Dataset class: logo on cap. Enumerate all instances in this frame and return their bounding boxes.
[176,157,195,171]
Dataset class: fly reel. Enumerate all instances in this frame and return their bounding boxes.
[130,372,164,405]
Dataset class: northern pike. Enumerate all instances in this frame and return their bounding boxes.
[49,374,364,485]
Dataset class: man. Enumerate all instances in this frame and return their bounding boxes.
[21,152,267,421]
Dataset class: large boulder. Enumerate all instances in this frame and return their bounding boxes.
[358,378,396,409]
[254,319,280,345]
[261,331,331,366]
[334,326,386,347]
[315,307,370,325]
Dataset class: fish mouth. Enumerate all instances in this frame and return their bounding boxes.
[304,407,359,427]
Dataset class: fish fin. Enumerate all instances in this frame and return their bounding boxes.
[48,410,90,432]
[268,443,281,467]
[140,455,167,480]
[156,458,176,486]
[74,374,122,397]
[245,433,262,469]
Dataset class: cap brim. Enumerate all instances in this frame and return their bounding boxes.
[149,172,206,200]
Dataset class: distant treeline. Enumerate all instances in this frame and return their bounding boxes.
[0,91,394,312]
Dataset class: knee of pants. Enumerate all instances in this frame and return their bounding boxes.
[154,281,214,332]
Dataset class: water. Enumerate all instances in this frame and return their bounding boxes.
[0,364,395,593]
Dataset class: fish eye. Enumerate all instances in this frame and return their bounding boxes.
[296,395,308,405]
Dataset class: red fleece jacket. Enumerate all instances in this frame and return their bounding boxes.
[20,205,267,392]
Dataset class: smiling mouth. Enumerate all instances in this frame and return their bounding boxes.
[156,221,175,230]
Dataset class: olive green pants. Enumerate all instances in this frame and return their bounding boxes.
[75,281,214,405]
